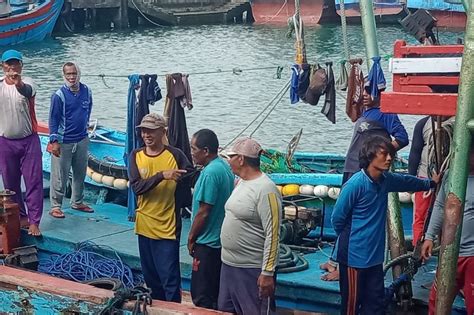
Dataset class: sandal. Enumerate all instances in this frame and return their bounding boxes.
[71,204,94,213]
[49,208,65,218]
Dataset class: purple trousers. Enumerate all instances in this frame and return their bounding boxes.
[0,134,43,225]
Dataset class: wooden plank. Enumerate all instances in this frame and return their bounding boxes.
[0,265,114,304]
[380,92,457,116]
[389,57,462,74]
[398,75,459,86]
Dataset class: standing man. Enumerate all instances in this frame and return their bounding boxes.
[188,129,234,309]
[331,136,438,314]
[128,113,193,303]
[421,138,474,315]
[49,62,93,218]
[321,81,409,281]
[0,50,43,236]
[219,137,282,315]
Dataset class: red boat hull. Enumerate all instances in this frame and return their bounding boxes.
[251,0,334,26]
[430,10,466,29]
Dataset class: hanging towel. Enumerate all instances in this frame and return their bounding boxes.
[345,58,364,123]
[321,62,336,124]
[290,64,300,104]
[366,56,386,100]
[181,74,193,110]
[146,74,162,104]
[305,64,328,106]
[297,63,311,102]
[335,60,349,91]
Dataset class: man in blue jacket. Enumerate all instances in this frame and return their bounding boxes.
[332,136,439,314]
[49,62,93,218]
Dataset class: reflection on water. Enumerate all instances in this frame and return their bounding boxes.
[17,24,462,153]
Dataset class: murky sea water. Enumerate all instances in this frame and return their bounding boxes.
[16,24,462,153]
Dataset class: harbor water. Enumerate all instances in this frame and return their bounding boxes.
[19,24,463,153]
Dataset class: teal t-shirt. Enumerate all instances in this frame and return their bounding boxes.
[191,157,234,248]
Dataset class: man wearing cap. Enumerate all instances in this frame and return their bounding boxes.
[0,49,43,236]
[48,62,93,218]
[320,79,409,281]
[128,113,193,303]
[218,137,282,314]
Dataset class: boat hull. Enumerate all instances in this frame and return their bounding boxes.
[407,0,466,29]
[0,0,64,46]
[250,0,337,26]
[335,1,406,24]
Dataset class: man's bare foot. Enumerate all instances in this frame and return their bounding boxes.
[28,224,41,237]
[320,261,337,273]
[321,270,340,281]
[20,216,29,228]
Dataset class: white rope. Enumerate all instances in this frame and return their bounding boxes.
[130,0,165,27]
[261,0,288,25]
[339,0,351,61]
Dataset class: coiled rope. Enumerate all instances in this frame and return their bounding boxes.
[39,241,143,288]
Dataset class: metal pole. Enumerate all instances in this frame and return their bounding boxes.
[435,4,474,313]
[358,0,380,70]
[461,0,470,13]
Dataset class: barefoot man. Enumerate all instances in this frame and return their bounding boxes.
[0,50,42,236]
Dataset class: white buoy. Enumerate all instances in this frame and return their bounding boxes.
[328,187,341,200]
[113,179,128,190]
[102,175,115,187]
[313,185,329,198]
[299,184,315,195]
[86,167,94,178]
[399,192,412,203]
[91,172,103,184]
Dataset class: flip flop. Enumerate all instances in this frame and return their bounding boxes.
[71,204,94,213]
[49,208,65,219]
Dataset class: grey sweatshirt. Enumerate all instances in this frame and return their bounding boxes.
[426,174,474,257]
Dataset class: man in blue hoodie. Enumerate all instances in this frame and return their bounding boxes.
[332,136,439,314]
[49,62,93,218]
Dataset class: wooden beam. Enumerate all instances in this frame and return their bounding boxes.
[380,92,457,116]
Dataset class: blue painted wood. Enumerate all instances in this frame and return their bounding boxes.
[0,0,64,46]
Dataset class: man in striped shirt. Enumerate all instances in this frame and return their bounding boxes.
[219,137,282,315]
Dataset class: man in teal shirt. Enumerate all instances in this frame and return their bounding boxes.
[188,129,234,309]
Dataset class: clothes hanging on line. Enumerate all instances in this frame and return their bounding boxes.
[290,64,300,104]
[345,58,364,123]
[321,62,336,124]
[366,56,386,100]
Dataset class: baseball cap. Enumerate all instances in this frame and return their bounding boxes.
[136,113,167,129]
[227,137,262,158]
[1,50,23,63]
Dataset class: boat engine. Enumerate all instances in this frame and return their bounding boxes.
[280,195,324,246]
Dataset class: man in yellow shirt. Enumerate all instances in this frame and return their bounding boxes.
[128,113,193,302]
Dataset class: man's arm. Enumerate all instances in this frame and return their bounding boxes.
[408,117,430,176]
[425,175,448,240]
[386,172,435,193]
[382,113,409,150]
[187,202,213,255]
[331,182,358,235]
[49,94,63,143]
[257,190,281,276]
[127,150,165,195]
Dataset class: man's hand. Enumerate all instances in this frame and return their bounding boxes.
[187,238,195,257]
[421,239,434,262]
[431,171,441,185]
[257,274,275,298]
[162,169,187,181]
[51,142,61,157]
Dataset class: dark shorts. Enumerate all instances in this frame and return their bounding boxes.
[218,263,275,315]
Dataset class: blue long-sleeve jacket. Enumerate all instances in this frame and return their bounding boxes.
[331,170,433,268]
[49,83,92,143]
[363,107,409,148]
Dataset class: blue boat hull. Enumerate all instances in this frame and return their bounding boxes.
[0,0,64,46]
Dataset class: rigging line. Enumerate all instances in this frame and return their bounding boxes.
[339,0,351,61]
[249,81,290,137]
[82,66,284,79]
[221,79,291,149]
[261,0,288,25]
[129,0,165,27]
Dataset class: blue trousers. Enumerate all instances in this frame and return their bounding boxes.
[138,235,181,302]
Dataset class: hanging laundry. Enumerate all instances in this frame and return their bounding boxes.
[297,63,311,103]
[305,64,327,106]
[181,74,193,110]
[135,74,159,148]
[290,64,300,104]
[321,62,336,124]
[146,74,162,105]
[335,60,349,91]
[366,56,386,100]
[345,58,364,123]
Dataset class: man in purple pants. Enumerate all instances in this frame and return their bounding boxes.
[0,50,43,236]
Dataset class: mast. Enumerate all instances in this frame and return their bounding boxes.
[435,3,474,313]
[358,0,379,70]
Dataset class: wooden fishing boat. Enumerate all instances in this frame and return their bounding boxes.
[0,0,64,46]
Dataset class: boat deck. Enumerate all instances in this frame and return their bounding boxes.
[21,199,467,314]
